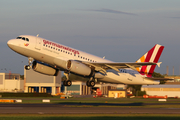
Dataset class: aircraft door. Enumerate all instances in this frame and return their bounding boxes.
[35,37,42,50]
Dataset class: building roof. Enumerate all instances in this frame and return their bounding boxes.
[142,84,180,88]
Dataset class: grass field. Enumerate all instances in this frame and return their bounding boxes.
[1,114,180,120]
[0,97,180,119]
[1,97,180,108]
[2,97,180,104]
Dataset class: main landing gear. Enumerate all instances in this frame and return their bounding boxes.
[86,77,96,87]
[25,57,34,70]
[63,71,96,87]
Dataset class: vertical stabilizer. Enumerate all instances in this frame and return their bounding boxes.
[136,44,164,77]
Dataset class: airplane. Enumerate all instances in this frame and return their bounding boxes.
[7,35,169,87]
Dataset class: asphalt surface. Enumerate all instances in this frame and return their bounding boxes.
[0,103,180,114]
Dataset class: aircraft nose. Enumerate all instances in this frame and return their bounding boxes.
[7,39,15,48]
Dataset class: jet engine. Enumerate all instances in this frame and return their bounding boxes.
[32,61,59,76]
[67,60,92,76]
[53,57,92,76]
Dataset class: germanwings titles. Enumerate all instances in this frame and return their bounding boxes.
[7,35,169,87]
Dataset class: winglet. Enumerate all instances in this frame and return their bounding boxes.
[157,62,162,67]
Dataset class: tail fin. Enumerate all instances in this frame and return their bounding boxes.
[136,44,164,77]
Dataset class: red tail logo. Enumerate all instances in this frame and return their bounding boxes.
[136,44,164,77]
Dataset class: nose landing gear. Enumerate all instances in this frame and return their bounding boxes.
[25,57,34,70]
[63,71,72,86]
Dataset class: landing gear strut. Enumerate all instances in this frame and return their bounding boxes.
[63,71,72,86]
[25,57,34,70]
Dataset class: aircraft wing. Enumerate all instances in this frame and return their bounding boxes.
[82,61,158,73]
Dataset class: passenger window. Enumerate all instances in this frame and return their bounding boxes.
[22,37,25,40]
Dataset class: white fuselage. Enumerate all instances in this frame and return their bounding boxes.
[7,35,159,85]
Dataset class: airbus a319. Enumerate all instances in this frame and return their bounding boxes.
[7,35,169,87]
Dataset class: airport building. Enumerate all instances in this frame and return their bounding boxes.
[0,73,24,92]
[24,68,61,95]
[95,83,126,96]
[141,84,180,98]
[1,68,126,96]
[63,81,91,95]
[63,82,126,96]
[108,89,127,98]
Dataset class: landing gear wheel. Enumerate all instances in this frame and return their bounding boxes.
[63,80,72,86]
[63,81,67,86]
[25,65,30,70]
[86,81,90,86]
[90,81,95,87]
[66,80,72,86]
[86,80,95,87]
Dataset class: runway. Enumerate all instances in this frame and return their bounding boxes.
[0,103,180,114]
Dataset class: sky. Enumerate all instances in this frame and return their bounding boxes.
[0,0,180,75]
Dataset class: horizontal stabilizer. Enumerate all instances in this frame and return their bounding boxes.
[145,77,174,81]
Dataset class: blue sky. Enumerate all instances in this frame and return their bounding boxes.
[0,0,180,75]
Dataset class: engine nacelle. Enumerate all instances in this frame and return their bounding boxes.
[68,60,92,76]
[53,57,92,76]
[32,61,59,76]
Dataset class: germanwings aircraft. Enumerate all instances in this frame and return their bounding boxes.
[7,35,167,87]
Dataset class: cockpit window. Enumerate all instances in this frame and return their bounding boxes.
[16,37,22,39]
[26,38,29,41]
[16,36,29,42]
